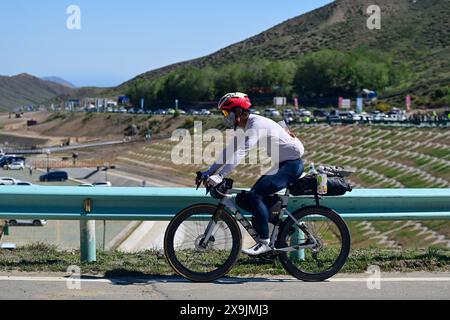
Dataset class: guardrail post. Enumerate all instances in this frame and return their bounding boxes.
[80,220,96,262]
[290,228,305,261]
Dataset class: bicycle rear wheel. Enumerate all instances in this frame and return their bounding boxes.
[277,206,351,282]
[164,204,242,282]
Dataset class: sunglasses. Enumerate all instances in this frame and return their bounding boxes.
[222,110,230,117]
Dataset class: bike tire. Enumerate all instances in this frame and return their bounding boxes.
[276,206,351,282]
[164,204,242,282]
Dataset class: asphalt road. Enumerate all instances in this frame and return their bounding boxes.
[0,272,448,300]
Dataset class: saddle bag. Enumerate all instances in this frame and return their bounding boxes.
[290,175,352,197]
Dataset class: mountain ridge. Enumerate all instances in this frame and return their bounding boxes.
[0,73,74,111]
[41,76,76,89]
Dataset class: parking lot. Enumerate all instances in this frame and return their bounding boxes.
[59,105,449,128]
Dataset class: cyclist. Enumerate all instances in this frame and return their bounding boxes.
[200,92,305,255]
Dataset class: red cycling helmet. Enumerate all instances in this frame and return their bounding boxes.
[218,92,252,117]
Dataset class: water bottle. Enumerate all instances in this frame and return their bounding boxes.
[317,173,328,195]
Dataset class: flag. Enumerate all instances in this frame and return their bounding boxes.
[356,98,363,114]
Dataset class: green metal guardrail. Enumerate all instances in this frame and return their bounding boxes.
[1,186,449,262]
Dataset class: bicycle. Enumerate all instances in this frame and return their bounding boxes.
[164,170,352,282]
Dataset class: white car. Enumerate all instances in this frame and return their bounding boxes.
[78,183,94,187]
[199,109,211,116]
[7,219,47,227]
[93,181,112,187]
[6,161,25,170]
[0,177,19,185]
[264,108,281,117]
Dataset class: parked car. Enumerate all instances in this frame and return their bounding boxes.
[7,219,47,227]
[188,109,200,115]
[264,108,281,117]
[78,183,94,187]
[250,108,261,115]
[93,181,112,187]
[296,109,312,117]
[0,156,26,167]
[0,177,19,185]
[327,110,341,122]
[313,110,330,118]
[39,171,68,182]
[370,111,386,121]
[347,111,362,121]
[6,161,25,171]
[16,181,33,186]
[283,109,295,117]
[199,109,211,116]
[385,112,407,122]
[153,109,167,115]
[359,112,371,121]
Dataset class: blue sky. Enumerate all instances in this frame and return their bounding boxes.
[0,0,333,87]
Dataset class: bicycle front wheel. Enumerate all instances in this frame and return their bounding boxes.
[277,206,351,282]
[164,204,242,282]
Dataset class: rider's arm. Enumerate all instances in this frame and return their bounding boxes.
[204,162,222,176]
[217,129,259,178]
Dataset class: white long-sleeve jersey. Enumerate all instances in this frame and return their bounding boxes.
[208,115,305,177]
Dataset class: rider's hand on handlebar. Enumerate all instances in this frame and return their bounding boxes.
[196,171,210,188]
[206,174,223,188]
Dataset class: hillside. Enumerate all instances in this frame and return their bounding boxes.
[41,77,76,88]
[118,0,449,107]
[0,74,74,111]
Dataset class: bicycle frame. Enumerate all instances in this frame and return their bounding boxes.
[199,186,320,254]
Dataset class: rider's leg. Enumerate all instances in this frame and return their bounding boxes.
[243,159,304,255]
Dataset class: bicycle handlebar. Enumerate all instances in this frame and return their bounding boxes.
[195,171,234,198]
[196,171,212,195]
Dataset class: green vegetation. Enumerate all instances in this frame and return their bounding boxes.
[0,244,448,275]
[126,50,407,107]
[81,112,94,124]
[119,0,449,109]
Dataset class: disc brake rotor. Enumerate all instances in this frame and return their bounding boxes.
[195,235,215,251]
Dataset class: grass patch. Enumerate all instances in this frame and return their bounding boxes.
[421,148,450,159]
[0,244,448,276]
[82,112,95,124]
